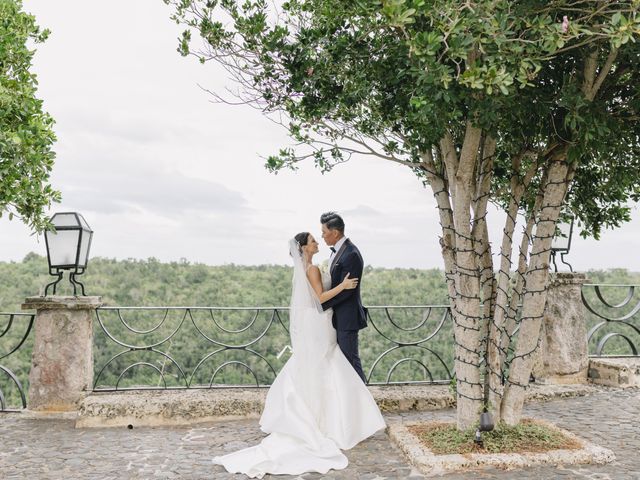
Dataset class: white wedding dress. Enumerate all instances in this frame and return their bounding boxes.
[212,241,385,478]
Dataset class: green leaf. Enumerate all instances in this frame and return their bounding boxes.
[0,0,60,233]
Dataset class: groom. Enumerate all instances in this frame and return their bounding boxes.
[320,211,367,383]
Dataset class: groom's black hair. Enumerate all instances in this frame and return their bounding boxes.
[320,211,345,233]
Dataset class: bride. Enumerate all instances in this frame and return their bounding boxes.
[213,232,386,478]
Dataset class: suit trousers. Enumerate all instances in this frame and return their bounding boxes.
[336,329,366,383]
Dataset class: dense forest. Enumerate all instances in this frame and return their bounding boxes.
[1,253,639,409]
[0,252,453,311]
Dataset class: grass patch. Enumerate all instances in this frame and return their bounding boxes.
[408,419,582,455]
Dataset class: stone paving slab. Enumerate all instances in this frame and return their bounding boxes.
[1,387,638,479]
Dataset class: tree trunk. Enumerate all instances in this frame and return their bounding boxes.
[501,154,570,424]
[420,150,457,302]
[451,123,484,429]
[472,135,496,416]
[487,152,539,419]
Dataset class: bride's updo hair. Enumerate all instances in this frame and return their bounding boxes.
[294,232,311,255]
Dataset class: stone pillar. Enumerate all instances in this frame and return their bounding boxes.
[23,296,102,411]
[532,272,589,384]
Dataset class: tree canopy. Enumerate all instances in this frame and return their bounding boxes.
[0,0,59,233]
[167,0,640,428]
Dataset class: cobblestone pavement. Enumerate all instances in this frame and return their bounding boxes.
[1,388,638,479]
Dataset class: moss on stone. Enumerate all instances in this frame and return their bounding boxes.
[408,418,582,455]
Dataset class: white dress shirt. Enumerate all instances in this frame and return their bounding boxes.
[330,236,348,267]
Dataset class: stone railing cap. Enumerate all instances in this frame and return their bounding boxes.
[22,296,103,311]
[549,272,589,286]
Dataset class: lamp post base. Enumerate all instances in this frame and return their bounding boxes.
[22,296,101,411]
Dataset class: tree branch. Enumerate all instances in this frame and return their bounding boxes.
[587,47,619,101]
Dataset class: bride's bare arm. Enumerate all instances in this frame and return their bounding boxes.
[307,265,358,303]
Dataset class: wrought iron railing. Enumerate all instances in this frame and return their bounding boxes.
[6,283,635,398]
[0,313,35,411]
[583,284,640,357]
[93,306,454,391]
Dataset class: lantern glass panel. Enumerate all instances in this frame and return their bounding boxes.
[78,231,92,267]
[78,214,90,230]
[551,222,572,251]
[52,213,80,228]
[47,230,80,267]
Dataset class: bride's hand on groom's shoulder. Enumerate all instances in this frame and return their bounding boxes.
[341,272,358,290]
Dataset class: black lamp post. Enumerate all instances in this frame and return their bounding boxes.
[550,218,574,273]
[44,212,93,296]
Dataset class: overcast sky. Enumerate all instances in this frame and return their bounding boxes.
[1,0,638,270]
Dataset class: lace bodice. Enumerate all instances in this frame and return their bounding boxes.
[321,269,332,291]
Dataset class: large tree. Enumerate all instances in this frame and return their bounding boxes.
[0,0,59,233]
[167,0,640,428]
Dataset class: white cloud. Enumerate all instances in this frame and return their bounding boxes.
[61,170,249,216]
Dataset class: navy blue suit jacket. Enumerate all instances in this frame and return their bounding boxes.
[321,239,368,331]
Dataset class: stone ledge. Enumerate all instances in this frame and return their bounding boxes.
[75,383,604,428]
[589,357,640,387]
[549,272,588,286]
[22,295,102,311]
[0,410,78,421]
[76,388,266,428]
[387,419,615,477]
[523,383,602,402]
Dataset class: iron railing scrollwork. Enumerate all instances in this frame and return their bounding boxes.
[93,305,454,391]
[0,313,35,411]
[93,307,290,390]
[582,284,640,357]
[364,306,453,385]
